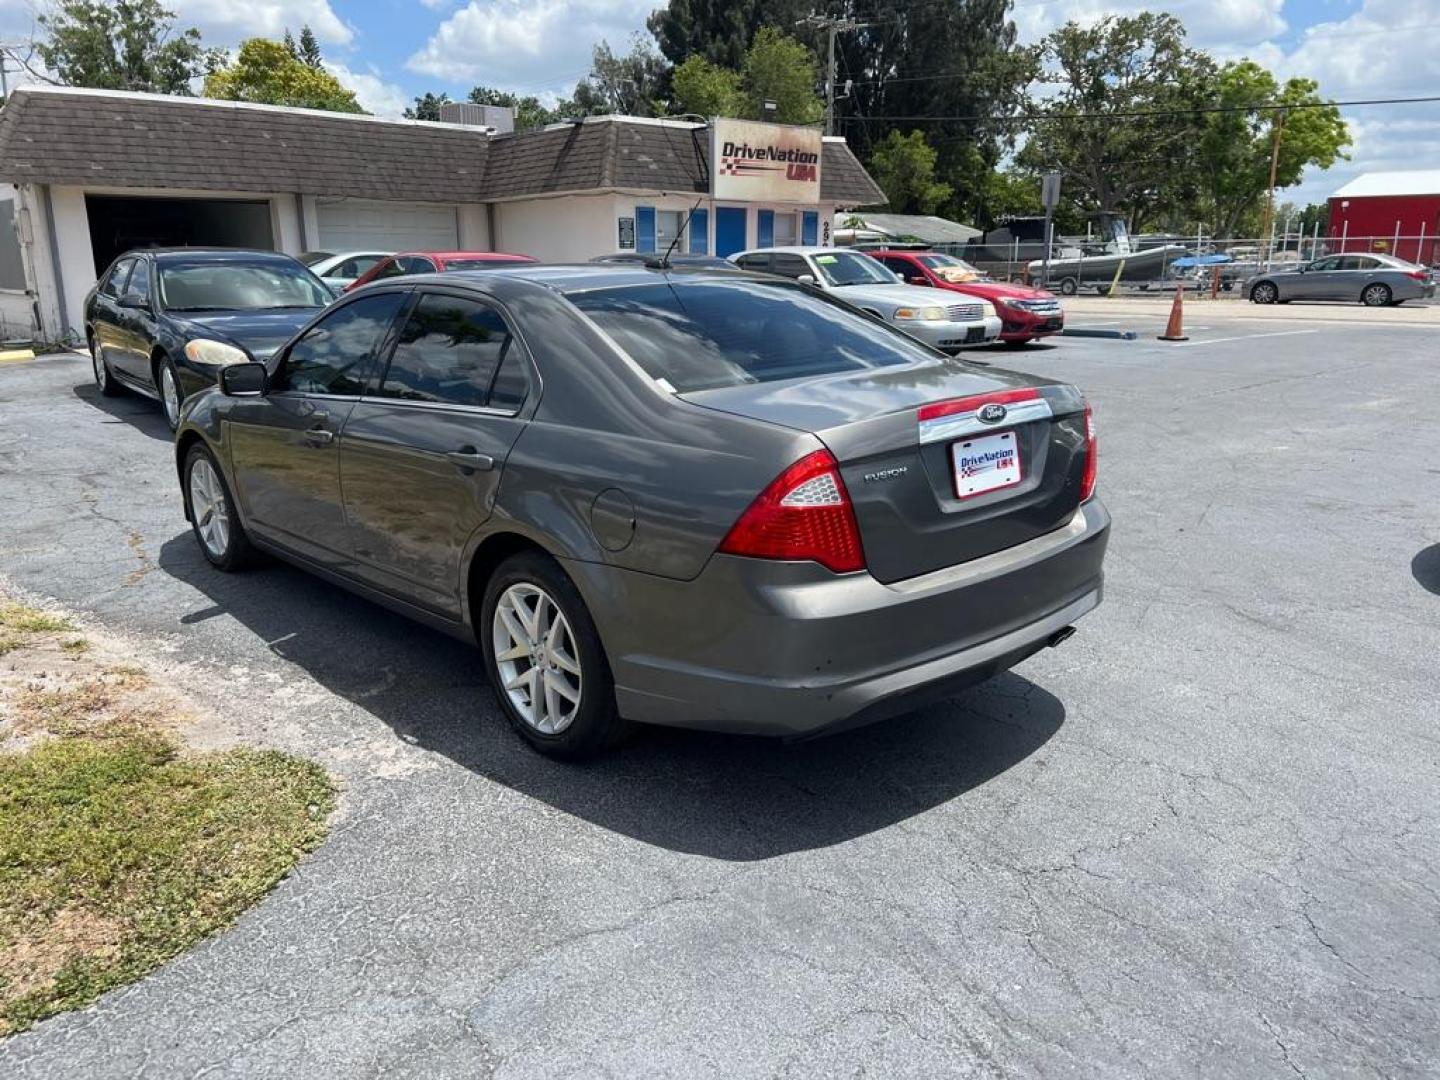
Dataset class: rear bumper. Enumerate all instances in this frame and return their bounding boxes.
[565,497,1109,737]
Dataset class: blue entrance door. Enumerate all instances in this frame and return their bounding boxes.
[714,207,747,257]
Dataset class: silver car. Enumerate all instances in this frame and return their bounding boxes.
[1247,253,1436,306]
[298,250,392,293]
[731,246,1002,350]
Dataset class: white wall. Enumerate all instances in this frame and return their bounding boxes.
[493,194,620,261]
[271,194,302,255]
[496,193,839,261]
[458,204,489,250]
[50,186,96,341]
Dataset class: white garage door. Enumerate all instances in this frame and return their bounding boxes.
[315,199,459,252]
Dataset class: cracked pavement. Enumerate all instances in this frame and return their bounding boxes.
[0,317,1436,1078]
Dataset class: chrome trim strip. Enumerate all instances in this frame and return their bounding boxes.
[886,506,1090,596]
[917,397,1053,444]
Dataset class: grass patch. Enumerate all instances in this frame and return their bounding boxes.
[0,734,333,1036]
[0,604,74,635]
[60,639,91,658]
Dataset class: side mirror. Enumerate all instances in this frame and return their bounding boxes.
[220,362,268,396]
[118,292,149,310]
[797,273,817,286]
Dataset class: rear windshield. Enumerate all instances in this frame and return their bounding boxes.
[158,260,332,311]
[570,280,934,392]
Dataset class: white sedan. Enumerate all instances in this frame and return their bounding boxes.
[297,251,392,293]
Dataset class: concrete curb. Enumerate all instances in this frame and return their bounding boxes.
[1061,328,1138,340]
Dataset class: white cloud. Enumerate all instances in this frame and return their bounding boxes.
[419,0,453,9]
[1013,0,1285,50]
[324,61,410,118]
[406,0,651,90]
[170,0,354,48]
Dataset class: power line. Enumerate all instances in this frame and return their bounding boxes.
[838,93,1440,126]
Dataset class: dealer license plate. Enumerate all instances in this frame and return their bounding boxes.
[952,430,1022,498]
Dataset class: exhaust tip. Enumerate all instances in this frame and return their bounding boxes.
[1047,625,1077,648]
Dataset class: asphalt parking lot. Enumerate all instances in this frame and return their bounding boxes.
[1,310,1437,1078]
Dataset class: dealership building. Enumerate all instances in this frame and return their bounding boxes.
[0,85,884,343]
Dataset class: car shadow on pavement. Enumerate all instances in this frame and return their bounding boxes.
[71,381,171,442]
[1413,544,1440,596]
[157,534,1065,861]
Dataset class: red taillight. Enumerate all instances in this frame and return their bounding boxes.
[1080,402,1098,502]
[1406,269,1427,281]
[718,449,865,573]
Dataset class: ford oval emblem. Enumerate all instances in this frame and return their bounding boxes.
[978,402,1008,424]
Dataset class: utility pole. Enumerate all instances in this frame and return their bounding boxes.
[1258,108,1287,271]
[797,14,867,135]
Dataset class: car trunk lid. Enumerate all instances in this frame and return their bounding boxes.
[683,360,1089,584]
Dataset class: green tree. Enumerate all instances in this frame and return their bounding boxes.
[1196,60,1348,238]
[670,54,743,118]
[35,0,222,94]
[404,91,451,121]
[867,130,952,213]
[1017,14,1214,231]
[203,38,364,113]
[648,0,810,70]
[838,1,1035,197]
[571,36,668,117]
[297,26,323,69]
[741,27,821,125]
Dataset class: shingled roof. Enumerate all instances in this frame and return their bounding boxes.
[0,87,886,207]
[0,87,490,202]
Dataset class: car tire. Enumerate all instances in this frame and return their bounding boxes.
[1250,281,1279,304]
[1361,283,1392,307]
[184,443,252,571]
[1002,338,1031,348]
[90,335,121,398]
[1057,277,1078,296]
[158,355,183,431]
[481,551,627,759]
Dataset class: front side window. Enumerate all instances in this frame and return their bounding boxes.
[126,260,152,302]
[1308,257,1341,272]
[101,258,135,299]
[571,280,931,393]
[378,293,526,410]
[158,259,332,312]
[771,254,812,279]
[278,292,407,395]
[811,251,901,287]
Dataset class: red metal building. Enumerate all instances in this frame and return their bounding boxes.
[1328,170,1440,264]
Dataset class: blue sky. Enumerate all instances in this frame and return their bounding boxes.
[3,0,1437,206]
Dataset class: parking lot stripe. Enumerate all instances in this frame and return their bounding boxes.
[1168,329,1320,348]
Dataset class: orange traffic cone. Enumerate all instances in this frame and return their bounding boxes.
[1158,282,1188,341]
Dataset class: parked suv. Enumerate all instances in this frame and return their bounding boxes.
[730,246,1001,351]
[870,250,1064,346]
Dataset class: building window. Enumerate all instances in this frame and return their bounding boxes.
[773,212,799,247]
[656,210,685,251]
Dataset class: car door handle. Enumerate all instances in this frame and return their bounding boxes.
[446,449,495,472]
[304,428,334,447]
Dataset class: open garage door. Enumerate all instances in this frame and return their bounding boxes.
[316,199,459,252]
[85,196,274,274]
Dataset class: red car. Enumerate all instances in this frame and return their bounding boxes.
[345,251,537,292]
[870,250,1064,346]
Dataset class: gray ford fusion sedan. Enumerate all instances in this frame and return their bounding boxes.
[174,265,1108,758]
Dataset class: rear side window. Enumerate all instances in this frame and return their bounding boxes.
[571,280,930,393]
[736,253,772,271]
[378,293,526,410]
[279,292,407,395]
[771,254,811,279]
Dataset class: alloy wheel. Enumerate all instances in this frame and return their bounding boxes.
[161,364,180,427]
[188,457,231,558]
[1251,282,1277,304]
[492,582,583,735]
[1362,284,1390,307]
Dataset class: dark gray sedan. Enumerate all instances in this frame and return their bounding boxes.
[174,266,1108,757]
[1247,253,1436,306]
